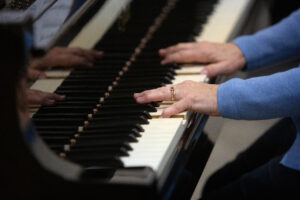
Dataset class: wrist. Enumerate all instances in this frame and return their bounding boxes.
[210,84,220,116]
[230,43,247,71]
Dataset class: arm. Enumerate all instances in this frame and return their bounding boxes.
[233,9,300,70]
[218,66,300,120]
[134,66,300,120]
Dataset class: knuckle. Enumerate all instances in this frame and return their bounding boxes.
[143,92,150,100]
[182,80,194,85]
[177,43,184,48]
[186,94,196,103]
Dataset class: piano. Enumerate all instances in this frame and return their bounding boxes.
[1,0,254,199]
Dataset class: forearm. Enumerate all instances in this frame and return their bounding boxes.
[218,67,300,120]
[233,9,300,70]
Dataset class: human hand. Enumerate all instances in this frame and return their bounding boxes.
[26,89,66,106]
[28,47,103,80]
[159,41,246,78]
[134,80,220,118]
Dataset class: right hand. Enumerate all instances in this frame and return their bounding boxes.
[134,80,220,118]
[159,41,246,78]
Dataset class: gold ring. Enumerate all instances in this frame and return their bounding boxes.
[170,86,175,101]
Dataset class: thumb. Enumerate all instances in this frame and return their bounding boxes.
[201,62,227,78]
[161,100,188,118]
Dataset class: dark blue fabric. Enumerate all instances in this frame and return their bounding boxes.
[201,118,299,200]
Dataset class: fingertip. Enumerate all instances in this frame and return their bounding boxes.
[133,93,141,98]
[96,51,104,58]
[60,95,66,100]
[135,97,145,104]
[46,99,55,106]
[160,111,170,118]
[159,49,166,56]
[161,59,167,65]
[200,69,208,76]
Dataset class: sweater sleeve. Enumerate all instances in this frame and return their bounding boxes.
[232,9,300,71]
[218,66,300,120]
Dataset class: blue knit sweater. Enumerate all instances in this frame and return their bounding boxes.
[218,9,300,170]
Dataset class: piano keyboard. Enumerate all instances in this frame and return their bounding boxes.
[30,0,253,176]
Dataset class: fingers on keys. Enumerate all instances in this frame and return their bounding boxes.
[134,87,170,103]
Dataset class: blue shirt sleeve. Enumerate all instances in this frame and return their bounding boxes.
[233,9,300,71]
[218,66,300,120]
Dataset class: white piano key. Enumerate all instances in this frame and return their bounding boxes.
[171,74,207,85]
[30,79,64,93]
[175,65,205,74]
[121,118,187,175]
[45,70,71,78]
[69,0,131,49]
[149,104,186,118]
[195,0,254,42]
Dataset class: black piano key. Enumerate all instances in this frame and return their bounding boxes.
[33,113,89,119]
[72,65,123,71]
[61,79,113,85]
[78,133,138,140]
[71,141,132,150]
[89,115,149,125]
[97,104,156,112]
[93,110,151,119]
[55,90,106,96]
[118,76,172,83]
[32,118,85,126]
[35,126,78,132]
[83,128,141,137]
[122,72,175,79]
[68,156,124,168]
[42,136,72,145]
[67,147,129,158]
[38,131,77,136]
[65,96,101,102]
[38,106,94,113]
[85,122,144,132]
[53,101,97,107]
[75,136,137,146]
[113,82,164,90]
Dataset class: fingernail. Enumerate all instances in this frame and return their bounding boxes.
[159,49,165,53]
[134,93,141,97]
[48,100,55,105]
[97,52,104,57]
[201,69,208,75]
[135,97,141,102]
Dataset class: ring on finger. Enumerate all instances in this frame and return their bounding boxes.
[170,86,176,101]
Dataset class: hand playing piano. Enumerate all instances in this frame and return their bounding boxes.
[159,41,246,78]
[26,88,66,106]
[134,80,220,118]
[28,47,103,80]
